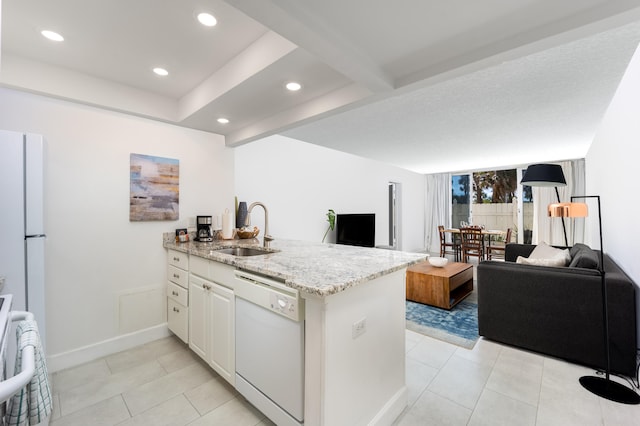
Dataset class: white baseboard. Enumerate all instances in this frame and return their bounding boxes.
[47,323,171,373]
[369,386,408,426]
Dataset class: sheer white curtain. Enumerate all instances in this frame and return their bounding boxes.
[569,159,586,244]
[532,159,585,246]
[425,173,451,254]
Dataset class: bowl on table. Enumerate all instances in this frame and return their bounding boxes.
[428,256,448,267]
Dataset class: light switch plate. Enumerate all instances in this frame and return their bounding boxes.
[352,317,366,339]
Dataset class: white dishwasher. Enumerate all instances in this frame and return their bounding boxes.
[234,270,304,426]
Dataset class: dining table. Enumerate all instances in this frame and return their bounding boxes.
[444,228,507,261]
[444,228,506,237]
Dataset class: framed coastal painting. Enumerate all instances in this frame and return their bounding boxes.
[129,153,179,221]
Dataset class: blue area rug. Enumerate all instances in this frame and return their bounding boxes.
[406,300,479,349]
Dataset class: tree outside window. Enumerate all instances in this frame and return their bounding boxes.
[472,170,517,203]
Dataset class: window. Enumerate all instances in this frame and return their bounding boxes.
[472,170,517,204]
[452,168,530,243]
[452,174,470,228]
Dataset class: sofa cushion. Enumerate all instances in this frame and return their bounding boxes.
[527,242,571,266]
[569,243,599,269]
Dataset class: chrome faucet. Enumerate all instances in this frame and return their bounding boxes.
[245,202,274,248]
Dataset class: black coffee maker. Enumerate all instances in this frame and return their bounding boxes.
[195,216,213,242]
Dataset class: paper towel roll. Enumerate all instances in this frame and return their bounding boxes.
[213,213,222,230]
[222,208,233,239]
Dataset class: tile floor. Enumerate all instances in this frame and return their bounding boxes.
[49,265,640,426]
[48,330,640,425]
[49,337,275,426]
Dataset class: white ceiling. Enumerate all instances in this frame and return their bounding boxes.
[2,0,640,173]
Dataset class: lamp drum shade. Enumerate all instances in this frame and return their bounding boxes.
[521,164,567,187]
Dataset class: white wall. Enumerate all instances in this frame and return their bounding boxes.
[0,88,234,365]
[588,44,640,339]
[234,135,426,252]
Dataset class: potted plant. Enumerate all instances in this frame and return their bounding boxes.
[322,209,336,243]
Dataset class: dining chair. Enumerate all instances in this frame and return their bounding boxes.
[486,228,512,260]
[438,225,460,261]
[460,226,484,263]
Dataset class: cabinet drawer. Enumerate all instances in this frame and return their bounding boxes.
[167,282,188,306]
[168,249,189,270]
[210,261,236,289]
[167,265,188,288]
[168,299,188,343]
[190,255,235,288]
[190,255,209,279]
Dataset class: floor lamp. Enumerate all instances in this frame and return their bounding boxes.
[549,196,640,404]
[521,164,569,246]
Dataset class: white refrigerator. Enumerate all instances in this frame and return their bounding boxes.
[0,130,46,348]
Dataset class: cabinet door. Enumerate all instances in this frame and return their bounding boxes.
[210,283,235,385]
[189,278,208,361]
[167,299,188,344]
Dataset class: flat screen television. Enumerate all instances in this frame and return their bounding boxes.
[336,213,375,247]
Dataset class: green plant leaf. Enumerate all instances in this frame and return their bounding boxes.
[322,209,336,242]
[327,209,336,230]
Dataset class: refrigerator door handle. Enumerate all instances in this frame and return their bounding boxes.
[24,134,45,237]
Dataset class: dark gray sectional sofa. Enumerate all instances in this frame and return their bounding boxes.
[477,243,638,376]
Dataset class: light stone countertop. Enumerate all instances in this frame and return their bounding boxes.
[163,235,427,297]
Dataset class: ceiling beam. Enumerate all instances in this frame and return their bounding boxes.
[0,54,178,120]
[227,0,394,93]
[225,83,371,146]
[397,3,640,90]
[178,31,297,121]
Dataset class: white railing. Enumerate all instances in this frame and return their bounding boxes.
[452,202,534,241]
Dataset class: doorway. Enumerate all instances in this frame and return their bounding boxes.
[388,182,401,249]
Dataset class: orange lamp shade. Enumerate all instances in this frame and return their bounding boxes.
[548,202,588,218]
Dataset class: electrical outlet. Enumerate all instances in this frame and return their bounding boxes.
[352,317,367,339]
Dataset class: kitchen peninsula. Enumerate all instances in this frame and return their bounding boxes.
[163,235,425,426]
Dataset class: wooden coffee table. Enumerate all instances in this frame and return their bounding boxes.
[406,261,473,309]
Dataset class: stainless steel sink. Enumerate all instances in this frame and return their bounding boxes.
[214,247,272,257]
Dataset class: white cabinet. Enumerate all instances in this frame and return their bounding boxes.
[167,249,189,343]
[168,249,189,270]
[167,298,188,342]
[189,259,235,385]
[188,276,208,359]
[209,282,234,383]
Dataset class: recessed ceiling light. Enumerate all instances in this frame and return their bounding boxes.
[217,118,229,124]
[41,30,64,42]
[153,67,169,76]
[285,82,302,91]
[197,12,217,27]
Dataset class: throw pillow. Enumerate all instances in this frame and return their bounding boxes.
[530,241,561,258]
[516,255,568,267]
[528,241,571,266]
[568,245,599,269]
[570,243,591,258]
